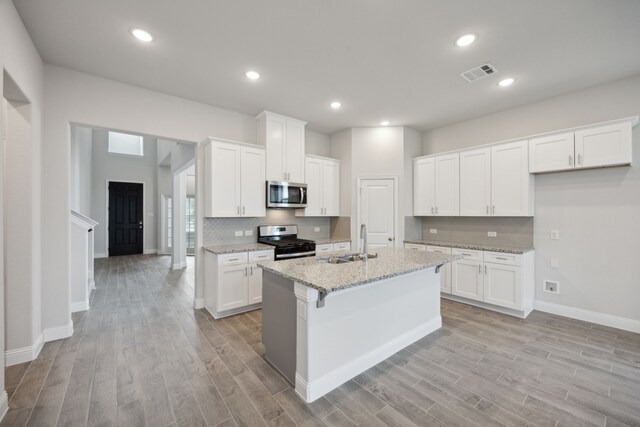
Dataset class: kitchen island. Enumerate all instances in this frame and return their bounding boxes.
[257,247,458,403]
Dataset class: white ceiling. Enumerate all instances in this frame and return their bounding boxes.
[14,0,640,134]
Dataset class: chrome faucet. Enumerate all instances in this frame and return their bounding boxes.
[360,223,368,261]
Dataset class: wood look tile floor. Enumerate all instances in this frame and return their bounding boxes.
[4,254,640,426]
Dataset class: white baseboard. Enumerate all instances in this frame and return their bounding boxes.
[43,320,74,342]
[144,248,158,255]
[5,333,44,366]
[71,299,90,313]
[0,391,8,423]
[94,253,107,259]
[295,316,442,403]
[442,294,531,318]
[194,298,205,309]
[534,300,640,334]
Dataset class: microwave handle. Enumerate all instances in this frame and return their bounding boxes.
[300,187,305,203]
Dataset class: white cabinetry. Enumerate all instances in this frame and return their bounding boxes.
[257,111,306,183]
[491,140,534,216]
[413,154,459,216]
[529,120,633,173]
[404,243,427,251]
[316,244,333,255]
[205,250,274,318]
[451,249,484,301]
[460,148,491,216]
[204,139,266,218]
[297,156,340,217]
[427,245,452,293]
[333,241,351,252]
[316,241,351,254]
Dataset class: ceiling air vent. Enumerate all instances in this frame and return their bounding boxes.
[460,63,497,83]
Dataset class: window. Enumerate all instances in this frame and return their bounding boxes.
[186,196,196,253]
[108,131,144,156]
[166,196,172,249]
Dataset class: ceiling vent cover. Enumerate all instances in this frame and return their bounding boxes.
[460,63,497,83]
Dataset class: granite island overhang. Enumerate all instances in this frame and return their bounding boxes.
[257,247,460,403]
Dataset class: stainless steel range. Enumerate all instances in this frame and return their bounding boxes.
[257,225,316,260]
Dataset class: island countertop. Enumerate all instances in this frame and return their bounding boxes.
[258,247,459,293]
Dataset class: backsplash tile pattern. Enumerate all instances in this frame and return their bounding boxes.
[330,217,351,240]
[421,217,534,248]
[404,216,423,241]
[203,209,330,246]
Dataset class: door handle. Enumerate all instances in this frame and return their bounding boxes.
[431,207,434,215]
[578,154,583,165]
[435,206,438,214]
[484,265,488,274]
[492,205,495,214]
[388,237,394,241]
[569,155,573,166]
[245,266,248,276]
[486,206,489,215]
[478,264,481,273]
[242,206,245,215]
[250,266,253,275]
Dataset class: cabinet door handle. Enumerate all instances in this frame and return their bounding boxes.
[484,265,488,274]
[492,205,496,214]
[569,155,573,166]
[486,206,489,215]
[251,266,253,275]
[435,206,438,214]
[237,206,240,215]
[243,206,245,215]
[245,266,248,276]
[228,258,240,262]
[431,207,434,214]
[578,154,583,165]
[478,264,481,273]
[495,256,508,261]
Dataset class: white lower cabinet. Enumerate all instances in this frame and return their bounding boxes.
[316,244,333,255]
[332,241,351,252]
[483,262,522,310]
[205,249,274,318]
[427,245,452,293]
[316,241,351,254]
[451,249,484,302]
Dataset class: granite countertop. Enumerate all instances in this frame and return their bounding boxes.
[258,247,459,294]
[205,243,274,254]
[404,239,534,254]
[311,238,351,245]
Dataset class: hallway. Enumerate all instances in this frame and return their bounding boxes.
[3,255,640,426]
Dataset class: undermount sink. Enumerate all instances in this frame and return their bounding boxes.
[319,253,379,264]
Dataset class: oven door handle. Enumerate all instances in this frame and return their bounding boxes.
[276,251,316,259]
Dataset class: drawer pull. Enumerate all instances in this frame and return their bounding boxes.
[495,256,508,261]
[228,258,240,262]
[461,253,472,256]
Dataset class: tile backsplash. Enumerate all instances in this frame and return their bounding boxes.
[203,209,330,246]
[420,216,534,248]
[330,216,351,240]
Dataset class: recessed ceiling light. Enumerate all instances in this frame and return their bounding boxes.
[380,121,390,126]
[455,33,477,47]
[130,28,153,43]
[245,70,260,80]
[330,101,342,109]
[498,78,515,87]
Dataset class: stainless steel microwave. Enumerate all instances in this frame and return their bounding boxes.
[266,181,308,208]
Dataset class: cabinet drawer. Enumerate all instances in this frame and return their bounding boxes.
[452,248,483,261]
[249,250,274,263]
[333,242,351,252]
[218,252,248,266]
[316,244,333,254]
[405,243,427,251]
[427,245,452,254]
[484,251,521,266]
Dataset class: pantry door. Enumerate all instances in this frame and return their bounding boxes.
[358,178,396,249]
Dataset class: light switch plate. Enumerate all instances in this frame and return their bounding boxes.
[234,231,243,237]
[245,230,253,236]
[430,229,437,234]
[550,230,560,240]
[487,231,497,237]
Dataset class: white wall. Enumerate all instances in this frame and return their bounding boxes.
[330,129,352,216]
[41,64,258,332]
[69,125,92,215]
[306,129,332,157]
[423,73,640,322]
[0,0,44,399]
[89,129,159,257]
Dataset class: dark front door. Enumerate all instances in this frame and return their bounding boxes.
[109,182,143,256]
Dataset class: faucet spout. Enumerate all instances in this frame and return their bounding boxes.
[360,224,368,261]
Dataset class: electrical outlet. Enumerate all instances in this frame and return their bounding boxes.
[245,230,253,236]
[550,258,559,269]
[543,280,560,294]
[430,229,437,234]
[487,231,497,237]
[314,227,320,232]
[550,230,560,240]
[234,231,243,237]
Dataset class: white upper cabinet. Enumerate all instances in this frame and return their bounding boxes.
[529,119,634,173]
[413,154,458,216]
[460,148,491,216]
[491,140,534,216]
[204,138,266,218]
[297,156,340,217]
[575,122,632,169]
[257,111,307,183]
[435,154,460,216]
[529,132,575,173]
[413,157,436,216]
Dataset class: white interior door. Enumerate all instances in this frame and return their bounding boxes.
[360,179,395,249]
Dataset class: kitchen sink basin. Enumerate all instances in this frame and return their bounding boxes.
[319,253,379,264]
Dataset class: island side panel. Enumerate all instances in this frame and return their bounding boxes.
[294,268,441,402]
[262,271,298,384]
